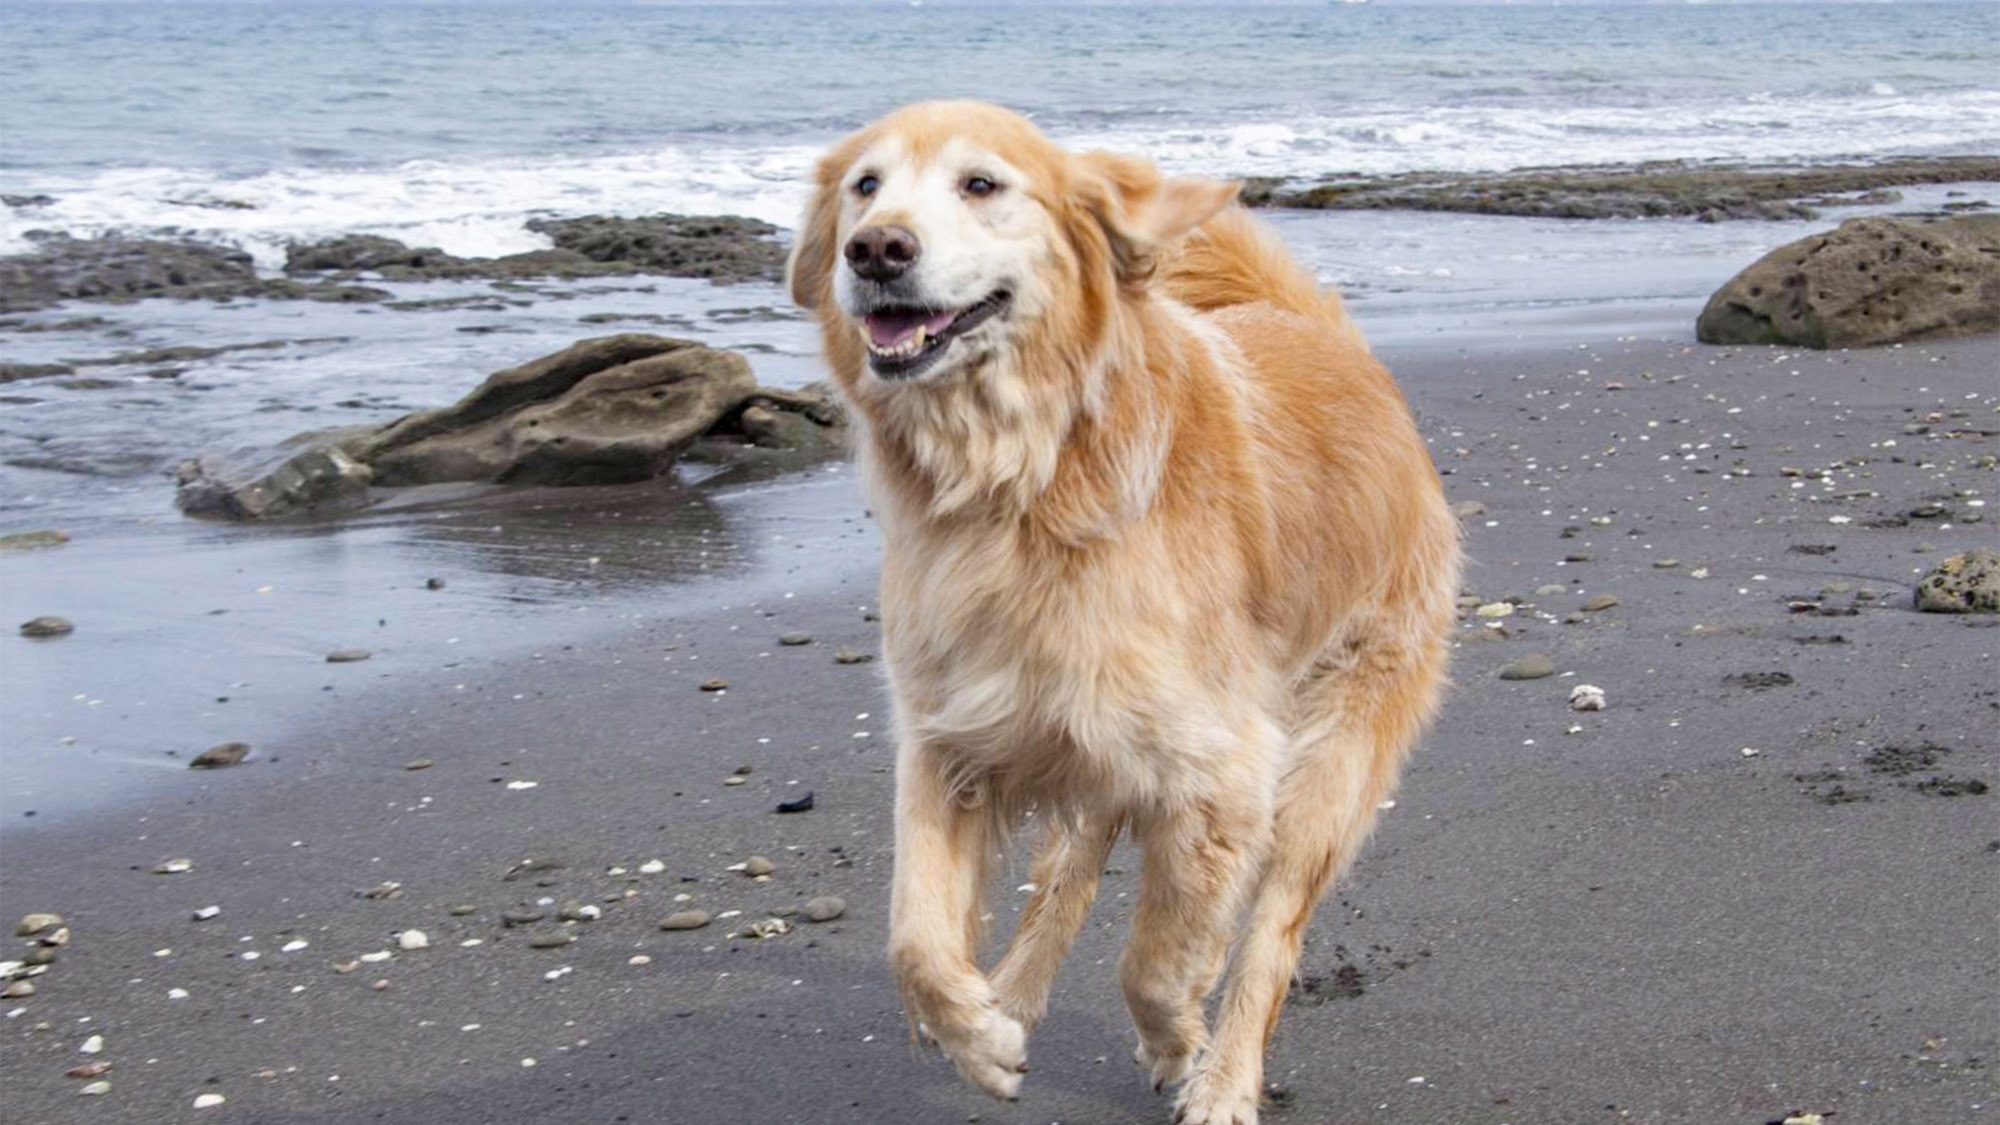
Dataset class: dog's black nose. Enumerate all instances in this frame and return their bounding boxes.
[845,224,920,283]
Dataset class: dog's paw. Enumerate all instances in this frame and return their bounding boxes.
[1133,1039,1197,1093]
[1172,1070,1259,1125]
[934,1004,1029,1102]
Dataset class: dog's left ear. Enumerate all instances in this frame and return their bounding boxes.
[1077,151,1239,287]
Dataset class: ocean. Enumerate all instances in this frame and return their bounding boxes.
[4,1,1998,264]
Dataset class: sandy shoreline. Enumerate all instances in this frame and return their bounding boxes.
[2,329,1996,1123]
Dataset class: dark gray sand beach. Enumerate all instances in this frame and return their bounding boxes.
[3,323,1995,1124]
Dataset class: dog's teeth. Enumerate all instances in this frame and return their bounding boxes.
[913,326,928,350]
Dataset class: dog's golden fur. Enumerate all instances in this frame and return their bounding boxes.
[789,101,1459,1125]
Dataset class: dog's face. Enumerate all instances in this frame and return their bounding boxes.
[789,101,1237,391]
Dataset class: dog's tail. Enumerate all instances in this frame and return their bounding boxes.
[1162,208,1368,348]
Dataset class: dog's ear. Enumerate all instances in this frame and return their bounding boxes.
[787,152,851,311]
[1077,151,1239,287]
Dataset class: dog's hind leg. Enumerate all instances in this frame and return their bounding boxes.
[888,739,1028,1101]
[990,814,1122,1030]
[1174,631,1446,1125]
[1121,773,1274,1096]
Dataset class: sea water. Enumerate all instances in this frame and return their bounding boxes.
[3,1,1996,263]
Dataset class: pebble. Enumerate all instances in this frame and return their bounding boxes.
[1581,594,1621,612]
[1653,558,1680,568]
[502,907,547,927]
[556,901,602,922]
[658,910,712,931]
[528,932,574,949]
[425,577,446,590]
[397,930,430,951]
[698,678,729,692]
[19,615,74,638]
[775,792,815,814]
[637,859,667,875]
[741,855,775,877]
[14,913,63,937]
[193,1093,226,1109]
[1498,654,1556,681]
[404,758,434,771]
[1569,685,1607,712]
[779,632,813,646]
[153,859,193,875]
[39,927,69,947]
[79,1081,111,1097]
[448,904,477,917]
[189,742,250,769]
[79,1034,103,1054]
[833,648,874,665]
[325,648,372,663]
[2,981,33,999]
[802,896,846,923]
[744,917,790,939]
[1451,500,1487,519]
[193,906,221,921]
[1535,584,1566,597]
[628,954,653,966]
[67,1062,110,1079]
[23,947,56,966]
[358,950,393,963]
[1474,602,1514,619]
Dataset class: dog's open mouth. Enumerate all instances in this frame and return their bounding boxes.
[860,291,1010,378]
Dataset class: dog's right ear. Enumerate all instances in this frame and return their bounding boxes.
[1076,151,1239,290]
[787,152,850,311]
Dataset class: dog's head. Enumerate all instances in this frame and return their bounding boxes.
[788,101,1237,390]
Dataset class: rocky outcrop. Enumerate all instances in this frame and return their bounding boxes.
[1261,156,2000,222]
[525,215,787,284]
[1914,549,2000,614]
[0,236,258,312]
[175,335,846,520]
[1697,215,2000,348]
[282,214,787,286]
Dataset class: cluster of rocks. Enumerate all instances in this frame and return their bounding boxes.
[0,214,787,313]
[5,913,69,1004]
[175,335,848,520]
[1698,214,2000,349]
[1251,155,2000,222]
[282,214,785,287]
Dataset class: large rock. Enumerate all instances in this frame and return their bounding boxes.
[1914,549,2000,614]
[1697,215,2000,348]
[349,335,756,487]
[176,336,839,519]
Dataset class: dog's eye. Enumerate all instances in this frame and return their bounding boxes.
[962,176,1000,198]
[854,174,880,198]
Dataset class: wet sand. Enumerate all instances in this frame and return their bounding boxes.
[2,331,1996,1124]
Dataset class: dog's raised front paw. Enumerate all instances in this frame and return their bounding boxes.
[1172,1069,1259,1125]
[933,1004,1029,1101]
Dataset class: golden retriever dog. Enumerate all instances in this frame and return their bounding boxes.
[788,101,1459,1125]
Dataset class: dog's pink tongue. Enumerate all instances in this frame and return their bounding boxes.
[866,308,957,349]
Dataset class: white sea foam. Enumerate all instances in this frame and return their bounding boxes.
[5,89,1996,267]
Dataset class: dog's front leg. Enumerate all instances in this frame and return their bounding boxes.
[1122,789,1272,1098]
[990,815,1121,1030]
[888,738,1028,1101]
